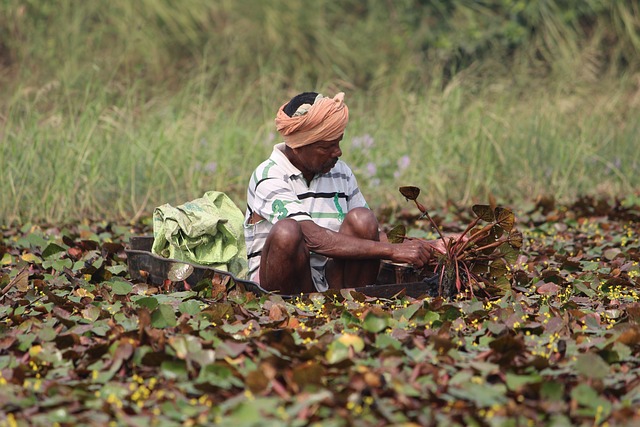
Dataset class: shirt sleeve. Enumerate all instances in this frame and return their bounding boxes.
[250,176,312,224]
[345,168,369,211]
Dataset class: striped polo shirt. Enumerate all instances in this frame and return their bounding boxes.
[244,143,368,290]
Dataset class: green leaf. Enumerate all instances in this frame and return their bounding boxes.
[387,224,406,244]
[375,333,402,350]
[325,341,350,364]
[151,304,177,328]
[42,243,67,259]
[363,312,389,333]
[505,373,541,391]
[540,381,564,401]
[574,352,609,380]
[169,335,202,359]
[472,204,494,222]
[110,280,132,295]
[178,300,202,316]
[135,296,159,311]
[393,302,421,321]
[160,360,188,380]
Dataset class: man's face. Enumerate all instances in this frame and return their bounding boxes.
[293,135,343,178]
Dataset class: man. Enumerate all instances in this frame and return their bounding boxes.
[244,91,439,294]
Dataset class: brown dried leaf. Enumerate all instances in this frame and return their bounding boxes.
[399,186,421,201]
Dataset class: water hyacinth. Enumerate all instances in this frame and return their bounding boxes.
[366,162,377,177]
[394,155,411,178]
[351,134,375,150]
[194,161,218,174]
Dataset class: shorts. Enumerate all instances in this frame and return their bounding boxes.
[250,253,329,293]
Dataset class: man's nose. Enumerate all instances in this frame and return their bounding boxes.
[333,146,342,157]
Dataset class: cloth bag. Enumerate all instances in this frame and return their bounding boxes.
[152,191,248,278]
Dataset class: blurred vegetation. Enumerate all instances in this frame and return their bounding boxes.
[1,0,639,224]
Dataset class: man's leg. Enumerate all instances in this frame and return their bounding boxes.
[259,219,315,294]
[326,207,381,289]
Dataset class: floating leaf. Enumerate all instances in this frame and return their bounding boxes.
[489,259,507,278]
[168,262,194,281]
[472,204,495,222]
[362,312,389,333]
[399,186,421,201]
[42,243,67,259]
[508,230,524,249]
[9,266,29,292]
[110,280,132,295]
[574,352,610,380]
[495,207,515,232]
[151,304,178,328]
[387,224,406,244]
[136,296,159,311]
[178,300,202,316]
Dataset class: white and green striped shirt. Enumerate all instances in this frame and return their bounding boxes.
[244,143,368,290]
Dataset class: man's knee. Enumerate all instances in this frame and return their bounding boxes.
[343,207,379,239]
[267,219,305,250]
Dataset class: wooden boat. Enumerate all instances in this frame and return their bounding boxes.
[126,236,439,299]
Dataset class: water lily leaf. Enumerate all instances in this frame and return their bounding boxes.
[363,312,389,333]
[399,186,420,201]
[574,352,609,380]
[571,383,612,415]
[151,304,177,328]
[448,382,508,407]
[42,243,67,259]
[495,207,515,232]
[387,224,406,244]
[245,369,270,393]
[168,262,194,281]
[325,341,350,364]
[136,296,159,311]
[326,334,364,364]
[20,252,42,264]
[537,282,560,295]
[498,243,518,264]
[489,259,507,278]
[292,361,325,389]
[375,333,402,350]
[505,373,542,391]
[160,360,188,380]
[169,335,202,359]
[110,280,132,295]
[178,300,202,316]
[1,253,12,265]
[472,204,494,222]
[508,230,523,249]
[9,266,29,292]
[337,334,365,352]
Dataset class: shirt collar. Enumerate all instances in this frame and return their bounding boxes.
[272,143,304,179]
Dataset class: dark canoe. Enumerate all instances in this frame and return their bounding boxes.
[126,236,439,299]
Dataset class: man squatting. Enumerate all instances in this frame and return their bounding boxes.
[244,91,442,294]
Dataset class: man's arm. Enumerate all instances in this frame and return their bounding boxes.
[298,220,435,267]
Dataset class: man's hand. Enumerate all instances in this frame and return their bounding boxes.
[389,239,434,267]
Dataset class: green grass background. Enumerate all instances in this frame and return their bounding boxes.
[1,1,639,224]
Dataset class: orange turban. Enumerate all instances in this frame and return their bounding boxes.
[275,92,349,148]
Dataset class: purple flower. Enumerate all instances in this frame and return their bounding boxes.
[366,162,377,177]
[352,134,375,150]
[394,155,411,178]
[204,162,217,173]
[397,155,410,171]
[266,132,275,144]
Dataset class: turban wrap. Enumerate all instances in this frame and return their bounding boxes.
[275,92,349,148]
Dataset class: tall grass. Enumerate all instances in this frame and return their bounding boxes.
[1,1,639,224]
